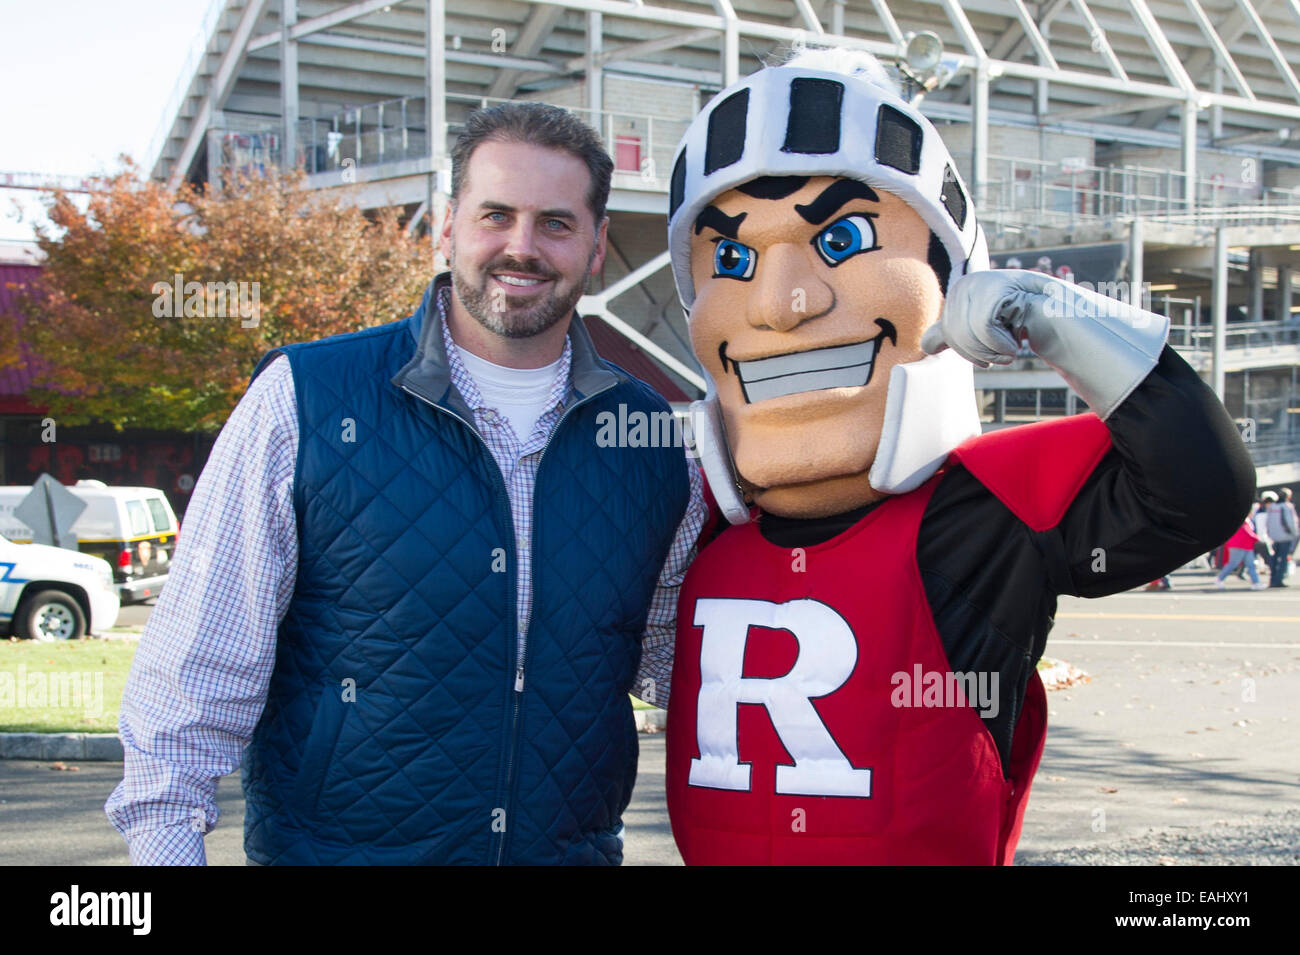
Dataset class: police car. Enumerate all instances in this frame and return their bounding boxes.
[0,533,120,640]
[0,481,179,604]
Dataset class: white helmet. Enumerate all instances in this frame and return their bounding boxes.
[670,50,986,523]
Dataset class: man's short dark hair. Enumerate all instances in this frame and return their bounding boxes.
[450,102,614,224]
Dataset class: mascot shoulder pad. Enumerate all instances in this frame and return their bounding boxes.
[947,415,1112,532]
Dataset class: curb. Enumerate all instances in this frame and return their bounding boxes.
[0,716,665,758]
[0,732,123,761]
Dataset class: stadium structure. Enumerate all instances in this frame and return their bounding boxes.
[146,0,1300,487]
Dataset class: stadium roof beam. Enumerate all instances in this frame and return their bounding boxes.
[561,27,716,71]
[1067,0,1128,82]
[868,0,903,47]
[791,0,825,35]
[1214,126,1294,145]
[1126,0,1194,94]
[953,0,1071,105]
[1180,0,1256,101]
[936,0,986,58]
[247,0,414,52]
[301,31,570,76]
[486,4,564,99]
[1132,0,1270,127]
[167,0,271,191]
[1008,0,1058,72]
[1233,0,1300,103]
[155,0,1300,193]
[1046,94,1181,123]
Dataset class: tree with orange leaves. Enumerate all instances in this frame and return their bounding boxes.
[12,161,430,433]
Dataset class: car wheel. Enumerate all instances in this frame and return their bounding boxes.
[14,590,87,641]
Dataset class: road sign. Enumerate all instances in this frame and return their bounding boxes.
[13,474,86,549]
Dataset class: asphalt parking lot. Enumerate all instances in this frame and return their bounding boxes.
[2,569,1297,865]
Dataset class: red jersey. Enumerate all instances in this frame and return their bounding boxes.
[666,415,1113,865]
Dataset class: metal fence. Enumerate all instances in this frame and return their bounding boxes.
[207,92,691,189]
[965,153,1300,231]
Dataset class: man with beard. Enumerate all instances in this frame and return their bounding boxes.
[108,102,706,865]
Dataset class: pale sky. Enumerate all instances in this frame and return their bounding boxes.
[0,0,216,242]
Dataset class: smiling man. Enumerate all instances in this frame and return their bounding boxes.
[107,102,705,866]
[662,50,1253,865]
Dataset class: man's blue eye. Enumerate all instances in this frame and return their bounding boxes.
[814,215,877,266]
[713,239,756,280]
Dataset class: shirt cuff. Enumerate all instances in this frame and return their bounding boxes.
[125,824,208,866]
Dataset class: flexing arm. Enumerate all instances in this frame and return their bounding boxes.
[924,269,1255,596]
[104,355,298,864]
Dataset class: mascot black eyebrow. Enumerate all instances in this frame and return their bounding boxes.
[662,48,1254,865]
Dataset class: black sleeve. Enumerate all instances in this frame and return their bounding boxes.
[917,344,1255,771]
[1048,345,1256,597]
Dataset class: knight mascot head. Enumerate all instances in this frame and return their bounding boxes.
[671,49,989,522]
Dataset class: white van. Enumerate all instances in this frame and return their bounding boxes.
[0,480,180,604]
[0,533,120,639]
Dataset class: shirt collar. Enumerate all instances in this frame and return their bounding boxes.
[390,272,621,418]
[436,283,573,417]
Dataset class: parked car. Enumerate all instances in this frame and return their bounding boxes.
[0,532,120,639]
[0,480,179,604]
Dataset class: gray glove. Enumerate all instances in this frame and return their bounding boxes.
[921,268,1170,420]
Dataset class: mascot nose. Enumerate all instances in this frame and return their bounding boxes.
[748,244,832,332]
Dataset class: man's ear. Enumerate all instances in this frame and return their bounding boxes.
[590,215,610,275]
[437,203,455,261]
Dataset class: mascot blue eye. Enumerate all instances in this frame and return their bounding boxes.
[713,239,756,280]
[814,215,877,266]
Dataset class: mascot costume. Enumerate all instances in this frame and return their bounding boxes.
[663,49,1255,865]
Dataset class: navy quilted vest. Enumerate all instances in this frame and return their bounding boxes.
[240,278,689,864]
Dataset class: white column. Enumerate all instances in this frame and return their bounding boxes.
[1181,99,1199,209]
[1212,226,1228,399]
[1282,266,1295,324]
[1210,67,1223,140]
[1249,248,1263,323]
[1129,216,1144,308]
[586,12,602,118]
[1036,20,1051,117]
[723,21,739,86]
[427,0,447,260]
[280,0,298,171]
[830,0,845,34]
[972,61,990,209]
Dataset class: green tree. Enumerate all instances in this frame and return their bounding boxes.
[12,161,430,433]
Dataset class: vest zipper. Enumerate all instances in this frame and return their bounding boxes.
[399,383,520,866]
[402,373,618,866]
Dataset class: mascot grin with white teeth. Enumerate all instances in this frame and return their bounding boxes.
[663,49,1255,865]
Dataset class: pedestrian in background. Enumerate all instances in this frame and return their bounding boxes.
[1250,496,1273,576]
[1215,518,1267,590]
[1266,487,1298,587]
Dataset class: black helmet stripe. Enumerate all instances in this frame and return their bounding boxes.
[782,78,844,154]
[875,104,923,174]
[704,89,749,175]
[669,148,687,219]
[940,163,967,228]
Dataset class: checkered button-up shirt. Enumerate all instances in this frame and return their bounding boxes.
[105,289,706,865]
